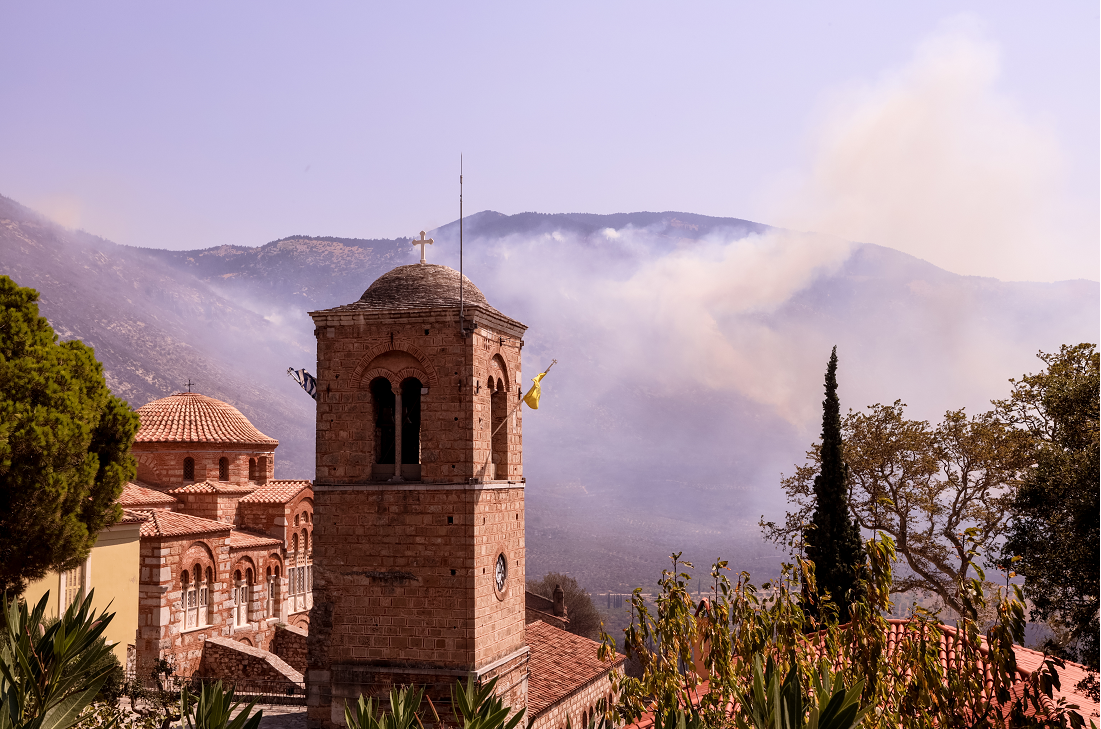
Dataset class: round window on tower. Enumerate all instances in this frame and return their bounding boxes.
[493,551,508,600]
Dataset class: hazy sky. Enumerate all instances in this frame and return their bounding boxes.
[1,2,1097,281]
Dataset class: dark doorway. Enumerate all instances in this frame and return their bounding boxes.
[370,377,395,464]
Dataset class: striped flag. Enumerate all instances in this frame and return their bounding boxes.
[287,368,318,401]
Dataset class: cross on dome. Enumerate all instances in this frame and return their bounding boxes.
[412,231,434,264]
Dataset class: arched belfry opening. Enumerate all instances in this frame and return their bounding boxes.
[491,377,509,479]
[370,377,396,466]
[400,377,422,469]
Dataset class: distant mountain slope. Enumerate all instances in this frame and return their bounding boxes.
[2,193,1096,591]
[0,195,317,477]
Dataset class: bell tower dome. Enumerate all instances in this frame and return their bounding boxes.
[306,260,529,728]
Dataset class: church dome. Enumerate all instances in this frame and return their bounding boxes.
[359,264,488,310]
[134,393,278,446]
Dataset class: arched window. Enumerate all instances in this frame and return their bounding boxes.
[248,458,257,481]
[294,513,299,527]
[182,570,193,629]
[291,533,298,552]
[183,457,195,481]
[491,376,508,479]
[233,570,247,627]
[203,567,214,625]
[269,565,281,619]
[218,457,229,481]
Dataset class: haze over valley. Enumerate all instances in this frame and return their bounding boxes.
[3,194,1095,592]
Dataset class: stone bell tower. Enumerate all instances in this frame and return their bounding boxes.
[305,250,529,728]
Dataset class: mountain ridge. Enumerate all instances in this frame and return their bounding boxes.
[2,192,1096,590]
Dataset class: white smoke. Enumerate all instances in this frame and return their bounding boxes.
[767,18,1094,283]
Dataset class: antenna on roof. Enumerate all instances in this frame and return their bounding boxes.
[459,154,465,335]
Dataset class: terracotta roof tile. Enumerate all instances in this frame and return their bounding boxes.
[228,530,283,549]
[138,510,233,539]
[119,508,151,524]
[119,482,178,508]
[168,481,257,496]
[238,480,312,504]
[134,392,278,446]
[527,620,625,718]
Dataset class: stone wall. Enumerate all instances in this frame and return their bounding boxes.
[132,443,275,489]
[196,636,304,688]
[272,623,308,672]
[529,673,620,729]
[136,532,289,676]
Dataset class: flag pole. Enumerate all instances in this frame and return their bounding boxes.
[489,359,556,438]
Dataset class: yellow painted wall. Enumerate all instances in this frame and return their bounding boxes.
[21,521,142,664]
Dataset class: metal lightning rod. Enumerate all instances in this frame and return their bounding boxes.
[460,155,464,335]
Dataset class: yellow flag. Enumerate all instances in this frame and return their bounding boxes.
[523,372,547,409]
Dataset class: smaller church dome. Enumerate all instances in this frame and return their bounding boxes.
[135,393,278,446]
[359,264,489,310]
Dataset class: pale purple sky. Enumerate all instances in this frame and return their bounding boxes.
[1,2,1097,281]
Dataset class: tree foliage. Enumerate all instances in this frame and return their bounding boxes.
[0,276,138,594]
[766,401,1030,621]
[803,347,867,623]
[996,343,1099,669]
[527,572,603,640]
[602,545,1089,729]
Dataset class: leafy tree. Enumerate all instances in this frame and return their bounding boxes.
[527,573,603,640]
[996,343,1099,669]
[766,401,1030,621]
[802,347,867,623]
[0,276,138,594]
[603,545,1087,729]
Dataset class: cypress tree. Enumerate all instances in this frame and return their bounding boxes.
[804,346,867,623]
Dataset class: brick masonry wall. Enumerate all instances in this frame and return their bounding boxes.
[196,636,303,686]
[171,493,246,524]
[136,533,289,676]
[271,624,309,673]
[307,482,526,728]
[310,308,524,485]
[133,443,275,489]
[530,673,621,729]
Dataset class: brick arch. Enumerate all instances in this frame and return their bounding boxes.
[232,556,257,581]
[182,541,217,577]
[352,341,440,387]
[489,353,511,391]
[266,553,284,576]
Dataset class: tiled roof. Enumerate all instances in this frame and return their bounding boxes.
[119,482,178,508]
[134,392,278,446]
[168,481,257,496]
[313,264,523,331]
[228,530,283,549]
[138,510,233,539]
[238,480,312,504]
[527,620,625,718]
[119,508,151,524]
